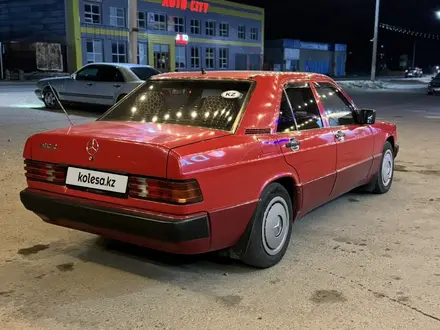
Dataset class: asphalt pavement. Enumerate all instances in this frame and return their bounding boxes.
[1,84,440,329]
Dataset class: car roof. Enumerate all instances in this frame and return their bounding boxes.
[86,62,155,69]
[153,71,329,81]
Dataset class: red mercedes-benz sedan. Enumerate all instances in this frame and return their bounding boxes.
[20,71,398,268]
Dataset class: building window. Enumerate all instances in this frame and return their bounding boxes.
[205,48,214,69]
[205,21,215,36]
[219,48,228,69]
[176,46,186,69]
[137,11,146,29]
[138,42,148,65]
[238,25,246,39]
[112,41,126,63]
[191,47,201,69]
[250,27,258,41]
[174,17,185,33]
[110,7,125,27]
[152,13,167,30]
[219,23,229,37]
[84,3,101,24]
[86,39,103,63]
[190,19,201,34]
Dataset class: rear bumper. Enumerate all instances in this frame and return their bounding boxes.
[20,189,210,244]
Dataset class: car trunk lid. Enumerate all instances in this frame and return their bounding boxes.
[25,121,230,178]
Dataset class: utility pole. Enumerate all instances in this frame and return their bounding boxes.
[412,40,416,67]
[128,0,138,64]
[370,0,380,81]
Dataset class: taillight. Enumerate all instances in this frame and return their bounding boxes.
[24,160,66,184]
[128,177,203,205]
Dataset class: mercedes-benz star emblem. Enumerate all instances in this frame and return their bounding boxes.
[86,139,99,156]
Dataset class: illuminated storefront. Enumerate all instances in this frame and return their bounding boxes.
[70,0,264,72]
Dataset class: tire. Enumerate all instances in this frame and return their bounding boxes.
[371,142,394,194]
[241,183,293,268]
[116,94,127,103]
[43,87,60,109]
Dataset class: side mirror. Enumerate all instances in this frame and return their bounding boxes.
[71,73,76,80]
[357,108,376,125]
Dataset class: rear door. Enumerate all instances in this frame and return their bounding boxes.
[313,82,374,197]
[277,82,337,215]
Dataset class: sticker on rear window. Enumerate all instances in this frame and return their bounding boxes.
[221,91,242,99]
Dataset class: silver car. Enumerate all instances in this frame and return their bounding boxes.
[35,63,160,109]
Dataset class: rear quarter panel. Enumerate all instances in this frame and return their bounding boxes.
[167,135,299,250]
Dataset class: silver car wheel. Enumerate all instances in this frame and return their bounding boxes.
[261,196,290,256]
[381,149,394,186]
[44,90,56,107]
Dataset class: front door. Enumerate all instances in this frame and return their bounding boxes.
[153,44,170,72]
[277,82,337,215]
[63,65,101,104]
[94,65,126,105]
[313,82,374,197]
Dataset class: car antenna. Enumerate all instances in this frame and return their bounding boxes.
[201,68,206,75]
[47,82,74,126]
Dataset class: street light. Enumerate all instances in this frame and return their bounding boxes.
[370,0,380,81]
[436,11,440,19]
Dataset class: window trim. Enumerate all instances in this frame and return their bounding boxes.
[219,22,229,38]
[276,82,326,133]
[205,47,215,69]
[111,41,127,63]
[238,25,246,39]
[205,20,216,36]
[190,46,201,69]
[250,27,258,41]
[137,11,147,29]
[109,7,125,27]
[190,19,201,34]
[313,81,358,127]
[218,48,228,69]
[84,3,101,24]
[173,16,185,33]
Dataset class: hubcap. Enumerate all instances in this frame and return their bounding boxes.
[44,92,56,106]
[262,196,290,256]
[381,149,394,186]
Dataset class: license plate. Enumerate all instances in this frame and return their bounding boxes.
[66,167,128,194]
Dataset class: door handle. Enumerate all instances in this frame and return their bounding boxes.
[113,84,121,88]
[286,138,300,151]
[335,130,345,141]
[86,82,93,86]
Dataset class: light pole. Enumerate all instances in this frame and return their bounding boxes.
[370,0,380,81]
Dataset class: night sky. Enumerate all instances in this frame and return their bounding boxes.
[235,0,440,73]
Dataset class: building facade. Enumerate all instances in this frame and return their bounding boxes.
[265,39,347,77]
[0,0,264,73]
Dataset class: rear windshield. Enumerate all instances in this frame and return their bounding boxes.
[130,67,160,80]
[99,80,252,131]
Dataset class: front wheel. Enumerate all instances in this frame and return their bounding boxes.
[241,183,293,268]
[43,88,60,109]
[371,142,394,194]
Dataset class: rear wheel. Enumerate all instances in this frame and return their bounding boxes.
[241,183,293,268]
[43,87,60,109]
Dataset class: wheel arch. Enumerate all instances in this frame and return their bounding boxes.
[228,172,302,260]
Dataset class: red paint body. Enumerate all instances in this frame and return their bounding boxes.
[21,72,398,255]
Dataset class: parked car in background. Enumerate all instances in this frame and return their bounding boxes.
[405,67,423,78]
[21,71,398,268]
[35,63,160,109]
[427,73,440,95]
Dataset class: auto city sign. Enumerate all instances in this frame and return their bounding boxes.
[162,0,210,13]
